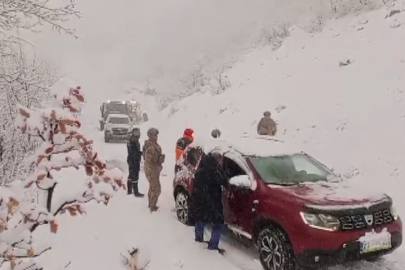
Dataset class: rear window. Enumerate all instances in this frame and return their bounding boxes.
[186,148,203,167]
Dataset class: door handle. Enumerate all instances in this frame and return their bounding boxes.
[252,200,259,213]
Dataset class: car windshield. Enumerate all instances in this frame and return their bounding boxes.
[106,103,128,114]
[249,154,332,185]
[109,117,129,124]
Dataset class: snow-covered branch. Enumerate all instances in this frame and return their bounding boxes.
[0,87,125,270]
[0,43,57,186]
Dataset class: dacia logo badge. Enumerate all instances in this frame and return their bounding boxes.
[364,214,373,226]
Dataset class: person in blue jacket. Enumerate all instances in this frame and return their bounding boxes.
[127,128,144,197]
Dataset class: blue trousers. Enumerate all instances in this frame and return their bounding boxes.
[195,222,224,249]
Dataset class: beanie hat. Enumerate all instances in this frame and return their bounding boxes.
[184,128,194,137]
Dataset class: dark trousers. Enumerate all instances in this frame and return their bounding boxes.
[195,222,224,249]
[127,164,140,195]
[127,163,140,194]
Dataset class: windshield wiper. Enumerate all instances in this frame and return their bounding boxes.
[268,182,297,186]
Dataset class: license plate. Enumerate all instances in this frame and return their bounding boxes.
[359,231,392,254]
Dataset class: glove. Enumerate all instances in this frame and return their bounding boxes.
[159,154,166,164]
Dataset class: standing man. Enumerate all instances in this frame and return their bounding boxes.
[175,128,194,161]
[143,128,165,212]
[127,128,144,197]
[190,152,228,254]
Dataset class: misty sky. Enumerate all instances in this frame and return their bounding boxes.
[23,0,322,98]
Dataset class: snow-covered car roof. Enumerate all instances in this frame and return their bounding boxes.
[191,135,303,157]
[106,114,130,119]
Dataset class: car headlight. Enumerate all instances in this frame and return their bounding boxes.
[300,212,340,231]
[390,206,399,220]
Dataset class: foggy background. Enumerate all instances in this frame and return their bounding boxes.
[21,0,340,98]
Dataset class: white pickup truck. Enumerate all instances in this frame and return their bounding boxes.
[104,114,132,143]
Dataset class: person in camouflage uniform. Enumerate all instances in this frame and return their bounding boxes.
[127,128,144,197]
[257,111,277,136]
[143,128,165,212]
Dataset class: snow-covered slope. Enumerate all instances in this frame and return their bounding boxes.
[162,2,405,208]
[28,2,405,270]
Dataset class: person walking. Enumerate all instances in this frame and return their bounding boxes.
[143,128,165,212]
[190,152,228,254]
[127,128,144,197]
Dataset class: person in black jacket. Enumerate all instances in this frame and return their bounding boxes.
[127,128,144,197]
[190,152,228,253]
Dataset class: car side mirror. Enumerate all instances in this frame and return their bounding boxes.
[229,175,252,190]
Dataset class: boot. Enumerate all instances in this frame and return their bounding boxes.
[150,206,159,212]
[133,182,144,198]
[127,180,132,195]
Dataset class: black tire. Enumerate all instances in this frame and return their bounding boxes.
[175,190,193,225]
[365,256,383,262]
[257,226,296,270]
[104,135,109,143]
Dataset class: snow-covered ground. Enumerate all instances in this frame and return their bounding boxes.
[28,2,405,270]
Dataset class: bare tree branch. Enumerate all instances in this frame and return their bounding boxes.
[0,0,81,38]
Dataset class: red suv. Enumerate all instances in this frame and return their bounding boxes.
[173,137,402,270]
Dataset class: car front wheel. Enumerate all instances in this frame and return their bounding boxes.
[175,191,191,225]
[258,226,296,270]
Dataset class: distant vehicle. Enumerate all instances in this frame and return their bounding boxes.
[173,136,402,270]
[104,114,132,143]
[100,100,148,131]
[126,100,149,123]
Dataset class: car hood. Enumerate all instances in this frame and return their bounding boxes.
[107,124,131,130]
[272,181,389,207]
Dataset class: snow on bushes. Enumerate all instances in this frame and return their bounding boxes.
[0,86,125,270]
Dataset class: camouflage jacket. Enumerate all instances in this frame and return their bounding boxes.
[143,139,164,172]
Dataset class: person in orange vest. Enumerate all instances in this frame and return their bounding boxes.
[175,128,194,161]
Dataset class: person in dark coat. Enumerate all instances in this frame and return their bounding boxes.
[127,128,144,197]
[190,152,228,253]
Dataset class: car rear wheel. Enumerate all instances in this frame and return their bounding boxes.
[104,136,110,143]
[175,191,191,225]
[258,226,296,270]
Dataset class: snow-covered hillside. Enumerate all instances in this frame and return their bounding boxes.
[24,2,405,270]
[162,1,405,209]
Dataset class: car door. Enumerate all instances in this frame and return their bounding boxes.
[226,182,255,236]
[221,151,257,237]
[222,184,237,225]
